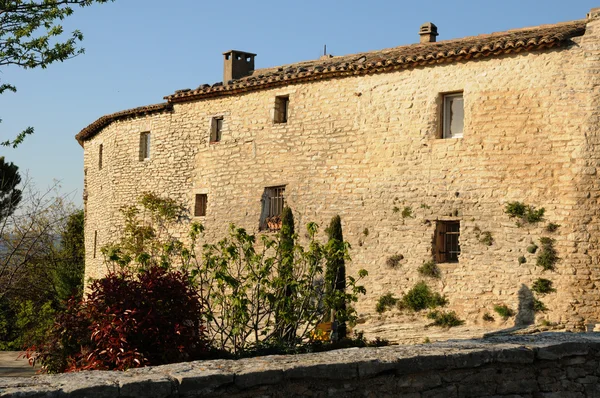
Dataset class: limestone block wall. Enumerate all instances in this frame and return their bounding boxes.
[83,17,600,328]
[3,333,600,397]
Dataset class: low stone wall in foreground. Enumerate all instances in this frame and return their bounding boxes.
[2,333,600,397]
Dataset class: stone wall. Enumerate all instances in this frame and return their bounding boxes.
[82,15,600,329]
[3,333,600,397]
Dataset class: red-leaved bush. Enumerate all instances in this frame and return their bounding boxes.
[28,265,206,372]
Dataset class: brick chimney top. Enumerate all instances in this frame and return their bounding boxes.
[419,22,438,43]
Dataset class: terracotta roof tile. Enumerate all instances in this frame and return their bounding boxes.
[76,19,586,143]
[75,103,172,145]
[165,20,586,103]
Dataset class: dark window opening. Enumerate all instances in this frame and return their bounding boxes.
[274,96,289,124]
[93,230,98,259]
[435,221,460,263]
[98,144,103,170]
[211,117,223,143]
[194,194,207,217]
[140,132,151,160]
[259,186,285,230]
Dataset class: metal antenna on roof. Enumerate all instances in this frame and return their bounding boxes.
[324,44,327,56]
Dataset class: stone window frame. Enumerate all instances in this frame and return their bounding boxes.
[194,193,208,217]
[259,185,286,231]
[434,220,460,263]
[139,131,151,161]
[273,95,290,124]
[439,91,464,139]
[210,116,224,143]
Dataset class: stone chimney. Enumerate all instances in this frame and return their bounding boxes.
[419,22,438,43]
[223,50,256,83]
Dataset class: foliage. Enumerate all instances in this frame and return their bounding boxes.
[531,278,556,295]
[532,297,548,313]
[375,293,398,314]
[478,231,493,246]
[493,304,515,320]
[537,237,559,271]
[398,281,447,312]
[54,209,85,301]
[362,228,369,237]
[0,0,115,141]
[274,206,295,341]
[385,254,404,268]
[418,260,441,278]
[527,244,538,254]
[401,206,413,219]
[518,256,526,264]
[0,157,21,220]
[545,223,560,233]
[504,201,545,225]
[427,310,464,328]
[392,206,400,214]
[29,265,206,373]
[325,215,349,340]
[482,312,494,322]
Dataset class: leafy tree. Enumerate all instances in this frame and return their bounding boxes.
[0,157,21,220]
[0,0,115,142]
[54,209,84,301]
[325,215,348,339]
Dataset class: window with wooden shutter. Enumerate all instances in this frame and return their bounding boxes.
[194,194,207,217]
[435,221,460,263]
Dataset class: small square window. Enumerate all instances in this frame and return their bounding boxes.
[259,185,285,230]
[210,117,223,143]
[442,93,464,139]
[274,96,289,123]
[194,194,207,217]
[140,132,151,160]
[434,221,460,263]
[98,144,103,170]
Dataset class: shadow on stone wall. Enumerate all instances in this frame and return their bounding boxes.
[515,283,535,327]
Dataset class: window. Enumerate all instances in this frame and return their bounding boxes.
[259,185,285,230]
[140,132,151,160]
[442,93,464,139]
[434,221,460,263]
[274,95,289,123]
[210,117,223,143]
[93,231,98,259]
[194,194,207,217]
[98,144,103,170]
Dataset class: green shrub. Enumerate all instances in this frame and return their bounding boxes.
[401,206,413,219]
[376,293,398,314]
[418,261,441,278]
[398,281,447,312]
[363,228,369,237]
[386,254,404,268]
[482,312,494,322]
[545,223,560,233]
[533,298,548,313]
[420,204,431,209]
[479,231,493,246]
[493,304,515,320]
[427,310,464,328]
[518,256,526,264]
[537,237,558,271]
[392,206,400,213]
[527,244,538,254]
[531,278,556,295]
[505,201,545,225]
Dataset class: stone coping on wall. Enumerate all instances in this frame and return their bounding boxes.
[2,332,600,397]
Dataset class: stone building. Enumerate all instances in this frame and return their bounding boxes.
[76,8,600,332]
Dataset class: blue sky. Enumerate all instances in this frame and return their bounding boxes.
[0,0,596,207]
